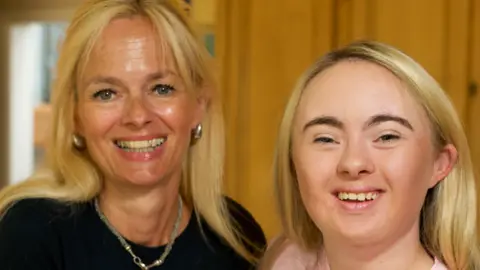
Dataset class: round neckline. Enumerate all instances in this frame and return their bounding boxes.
[89,200,196,252]
[126,210,196,252]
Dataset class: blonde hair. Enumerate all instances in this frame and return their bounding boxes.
[0,0,256,262]
[266,40,480,269]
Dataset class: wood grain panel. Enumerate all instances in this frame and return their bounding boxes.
[240,0,296,240]
[467,0,480,177]
[215,0,255,200]
[334,0,371,47]
[444,0,471,123]
[312,0,334,57]
[371,0,448,86]
[217,0,334,239]
[333,0,469,121]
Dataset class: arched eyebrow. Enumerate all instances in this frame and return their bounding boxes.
[366,114,413,130]
[303,116,343,131]
[85,70,177,88]
[303,113,414,132]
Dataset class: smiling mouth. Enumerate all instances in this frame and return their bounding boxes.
[114,137,167,152]
[336,191,380,202]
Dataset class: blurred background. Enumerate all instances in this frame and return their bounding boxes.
[0,0,479,241]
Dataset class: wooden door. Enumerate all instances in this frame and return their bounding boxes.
[334,0,471,123]
[216,0,334,240]
[467,0,480,182]
[216,0,473,240]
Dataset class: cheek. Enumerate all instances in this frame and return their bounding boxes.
[293,144,338,184]
[293,146,338,205]
[150,97,198,131]
[77,104,119,137]
[375,143,435,201]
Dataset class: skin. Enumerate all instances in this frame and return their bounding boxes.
[291,60,457,269]
[75,16,205,247]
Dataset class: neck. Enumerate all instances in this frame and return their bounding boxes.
[97,172,191,247]
[322,223,434,270]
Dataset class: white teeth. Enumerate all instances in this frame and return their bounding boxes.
[115,138,166,152]
[337,192,379,201]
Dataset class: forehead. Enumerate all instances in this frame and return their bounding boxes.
[84,16,175,73]
[296,60,427,128]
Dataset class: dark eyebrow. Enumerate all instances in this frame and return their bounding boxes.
[365,114,414,131]
[303,116,343,132]
[302,114,413,132]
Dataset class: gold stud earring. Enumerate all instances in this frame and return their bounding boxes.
[72,134,86,149]
[191,124,202,145]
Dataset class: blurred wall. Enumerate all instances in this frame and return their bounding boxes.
[0,13,9,188]
[0,1,78,187]
[0,0,81,10]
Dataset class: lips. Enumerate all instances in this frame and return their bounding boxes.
[113,136,167,152]
[333,188,385,202]
[337,191,379,201]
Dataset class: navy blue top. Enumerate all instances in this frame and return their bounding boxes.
[0,196,266,270]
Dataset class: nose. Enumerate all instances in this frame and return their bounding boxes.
[121,96,154,128]
[337,140,374,179]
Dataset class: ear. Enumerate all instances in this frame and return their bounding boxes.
[429,143,458,188]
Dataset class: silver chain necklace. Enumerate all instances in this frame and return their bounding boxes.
[94,196,183,269]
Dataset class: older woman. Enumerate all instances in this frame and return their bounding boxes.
[0,0,266,269]
[261,41,480,269]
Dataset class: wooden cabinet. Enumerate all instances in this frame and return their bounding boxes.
[217,0,480,240]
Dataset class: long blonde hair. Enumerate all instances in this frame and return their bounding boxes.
[0,0,256,262]
[266,40,480,269]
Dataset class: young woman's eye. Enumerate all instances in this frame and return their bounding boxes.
[152,84,175,95]
[314,136,336,144]
[92,89,116,101]
[376,133,400,142]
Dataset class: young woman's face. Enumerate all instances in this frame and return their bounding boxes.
[291,60,456,246]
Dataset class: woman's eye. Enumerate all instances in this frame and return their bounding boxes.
[152,84,175,95]
[92,89,116,101]
[376,133,400,142]
[314,137,336,144]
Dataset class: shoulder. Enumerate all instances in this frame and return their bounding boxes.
[0,198,80,267]
[0,198,75,227]
[263,236,325,270]
[0,198,78,242]
[223,196,267,254]
[223,196,261,230]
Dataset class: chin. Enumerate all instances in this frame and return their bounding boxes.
[331,222,386,246]
[116,169,170,187]
[124,178,162,187]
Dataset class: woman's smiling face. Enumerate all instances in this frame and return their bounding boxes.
[75,17,204,188]
[291,59,456,245]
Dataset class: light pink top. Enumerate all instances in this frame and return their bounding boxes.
[270,242,448,270]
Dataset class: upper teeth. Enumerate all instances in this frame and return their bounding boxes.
[337,192,378,201]
[115,138,165,149]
